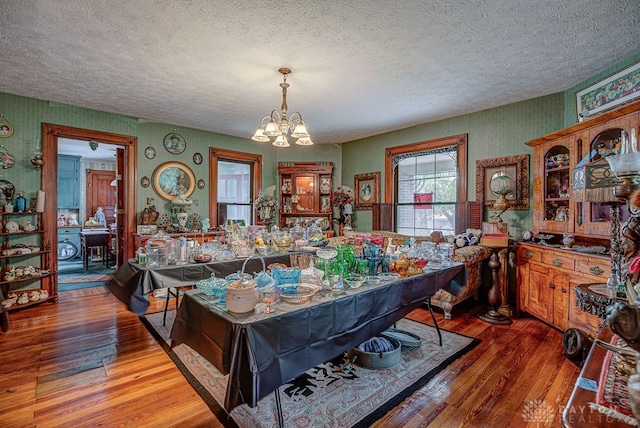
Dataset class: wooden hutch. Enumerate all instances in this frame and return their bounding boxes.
[519,100,640,333]
[277,162,333,231]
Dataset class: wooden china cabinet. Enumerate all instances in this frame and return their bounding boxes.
[519,100,640,332]
[277,162,333,230]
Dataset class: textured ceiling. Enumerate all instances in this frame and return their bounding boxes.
[1,1,639,145]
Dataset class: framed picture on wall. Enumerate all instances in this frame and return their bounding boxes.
[476,154,529,210]
[0,119,14,138]
[576,60,640,120]
[354,172,380,210]
[163,132,186,155]
[152,161,195,201]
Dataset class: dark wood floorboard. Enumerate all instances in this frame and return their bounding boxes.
[0,286,579,427]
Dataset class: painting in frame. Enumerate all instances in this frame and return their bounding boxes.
[576,60,640,120]
[152,161,195,201]
[476,154,529,211]
[354,172,380,210]
[0,119,14,138]
[163,132,187,155]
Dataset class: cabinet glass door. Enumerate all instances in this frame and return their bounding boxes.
[293,175,315,212]
[542,145,571,232]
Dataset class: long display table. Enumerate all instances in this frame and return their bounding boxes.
[107,253,299,315]
[169,263,466,412]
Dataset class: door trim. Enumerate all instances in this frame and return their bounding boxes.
[42,124,137,281]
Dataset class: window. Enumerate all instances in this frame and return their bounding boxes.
[217,161,252,226]
[385,135,467,237]
[209,148,262,227]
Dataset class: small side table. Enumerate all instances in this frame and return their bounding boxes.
[479,246,512,325]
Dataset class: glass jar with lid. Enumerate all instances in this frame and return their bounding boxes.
[145,231,173,268]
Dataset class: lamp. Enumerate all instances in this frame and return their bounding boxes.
[31,139,43,171]
[489,171,514,222]
[571,129,640,289]
[251,68,314,147]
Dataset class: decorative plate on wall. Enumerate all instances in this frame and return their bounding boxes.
[0,118,14,138]
[0,145,15,169]
[193,152,203,165]
[163,132,186,155]
[144,146,156,159]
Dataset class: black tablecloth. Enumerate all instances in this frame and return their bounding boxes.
[107,253,298,315]
[169,263,466,411]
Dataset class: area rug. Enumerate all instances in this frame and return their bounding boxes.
[589,336,637,426]
[59,274,112,284]
[143,309,480,428]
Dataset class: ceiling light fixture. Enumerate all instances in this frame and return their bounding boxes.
[251,67,313,147]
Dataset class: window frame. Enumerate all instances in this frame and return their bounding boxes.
[209,148,262,227]
[384,134,468,232]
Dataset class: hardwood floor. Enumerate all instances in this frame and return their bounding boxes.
[0,287,580,427]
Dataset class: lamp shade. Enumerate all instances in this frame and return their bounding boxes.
[251,128,270,142]
[571,158,618,202]
[272,135,290,147]
[291,122,309,138]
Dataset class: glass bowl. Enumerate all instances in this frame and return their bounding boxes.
[234,246,255,258]
[343,273,365,289]
[365,276,382,285]
[279,283,321,304]
[196,277,228,296]
[378,272,400,281]
[257,245,276,256]
[272,266,301,286]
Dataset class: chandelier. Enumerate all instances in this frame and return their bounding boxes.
[251,67,313,147]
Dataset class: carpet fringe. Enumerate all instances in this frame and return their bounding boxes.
[589,402,638,426]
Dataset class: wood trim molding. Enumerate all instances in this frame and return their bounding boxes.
[384,134,468,209]
[208,147,262,227]
[42,124,137,269]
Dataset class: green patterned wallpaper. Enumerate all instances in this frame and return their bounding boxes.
[2,49,638,233]
[0,92,341,224]
[340,94,565,235]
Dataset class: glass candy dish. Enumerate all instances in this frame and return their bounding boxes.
[195,275,228,297]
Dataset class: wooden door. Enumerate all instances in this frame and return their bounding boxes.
[86,170,116,226]
[114,148,125,267]
[527,263,554,324]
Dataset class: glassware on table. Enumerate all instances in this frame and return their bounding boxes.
[316,247,338,287]
[257,285,281,313]
[356,258,369,275]
[272,266,302,286]
[296,253,313,270]
[273,230,293,252]
[393,254,410,277]
[438,242,455,267]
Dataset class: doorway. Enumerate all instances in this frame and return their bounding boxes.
[42,124,137,297]
[57,138,121,289]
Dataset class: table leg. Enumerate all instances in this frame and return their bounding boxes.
[425,297,443,346]
[479,247,512,325]
[275,388,284,428]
